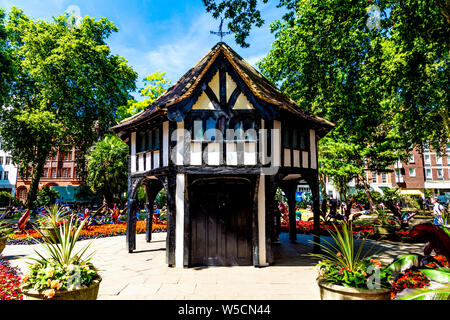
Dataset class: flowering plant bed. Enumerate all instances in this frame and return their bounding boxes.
[7,221,167,245]
[390,270,430,299]
[280,220,412,241]
[0,256,23,300]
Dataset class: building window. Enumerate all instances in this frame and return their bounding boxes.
[382,173,387,183]
[437,169,443,180]
[146,130,153,151]
[372,172,377,183]
[408,154,415,163]
[5,157,11,165]
[409,168,416,177]
[52,169,57,178]
[395,169,403,183]
[424,154,431,165]
[154,128,160,150]
[436,156,443,166]
[63,168,71,178]
[205,118,217,141]
[3,171,8,181]
[426,169,432,180]
[193,120,203,141]
[0,157,3,165]
[42,169,48,178]
[283,126,307,150]
[18,189,27,201]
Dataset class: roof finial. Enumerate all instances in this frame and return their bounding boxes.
[210,17,233,43]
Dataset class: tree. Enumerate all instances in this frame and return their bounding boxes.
[0,8,137,208]
[0,9,14,106]
[381,1,450,153]
[116,72,171,122]
[86,135,129,207]
[319,138,363,202]
[203,0,449,151]
[34,186,60,208]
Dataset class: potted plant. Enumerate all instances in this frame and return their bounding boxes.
[21,218,101,300]
[312,222,392,300]
[0,221,14,255]
[373,208,397,239]
[38,205,66,243]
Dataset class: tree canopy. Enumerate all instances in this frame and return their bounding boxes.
[116,72,171,122]
[0,7,138,208]
[86,135,129,207]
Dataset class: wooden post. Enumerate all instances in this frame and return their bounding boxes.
[127,198,137,253]
[144,183,154,243]
[306,172,321,253]
[166,173,177,267]
[265,176,275,264]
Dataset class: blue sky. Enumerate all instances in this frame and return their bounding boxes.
[0,0,286,101]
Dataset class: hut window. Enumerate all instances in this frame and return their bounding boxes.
[147,130,153,151]
[154,128,160,150]
[243,120,257,141]
[299,130,307,150]
[283,127,291,148]
[284,126,308,150]
[137,132,146,153]
[205,118,216,141]
[292,128,299,149]
[233,121,244,141]
[193,119,204,141]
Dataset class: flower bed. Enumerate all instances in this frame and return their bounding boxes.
[390,270,430,299]
[0,256,23,300]
[7,221,167,245]
[280,220,413,241]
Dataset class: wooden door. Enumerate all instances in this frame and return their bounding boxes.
[190,179,253,266]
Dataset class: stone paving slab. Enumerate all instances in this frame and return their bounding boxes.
[2,232,425,300]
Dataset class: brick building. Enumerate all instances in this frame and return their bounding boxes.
[324,144,450,201]
[15,147,83,203]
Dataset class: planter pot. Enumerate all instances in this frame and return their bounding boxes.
[39,226,60,244]
[22,277,101,300]
[0,236,7,254]
[318,280,391,300]
[373,225,397,240]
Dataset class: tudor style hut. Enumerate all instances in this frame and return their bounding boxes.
[112,42,334,268]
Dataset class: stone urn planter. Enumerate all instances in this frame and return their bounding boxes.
[0,236,7,254]
[22,277,101,300]
[39,226,60,244]
[318,280,391,300]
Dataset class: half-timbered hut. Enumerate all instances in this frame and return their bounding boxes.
[112,42,334,268]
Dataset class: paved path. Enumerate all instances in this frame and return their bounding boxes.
[2,232,425,300]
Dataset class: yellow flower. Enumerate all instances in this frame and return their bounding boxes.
[43,289,56,299]
[50,280,62,290]
[336,252,341,257]
[45,267,55,278]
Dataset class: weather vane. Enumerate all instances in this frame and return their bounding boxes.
[210,18,233,42]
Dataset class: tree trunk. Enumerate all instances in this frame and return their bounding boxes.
[359,174,376,211]
[25,155,47,209]
[319,174,328,216]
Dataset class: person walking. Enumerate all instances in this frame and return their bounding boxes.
[432,197,445,226]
